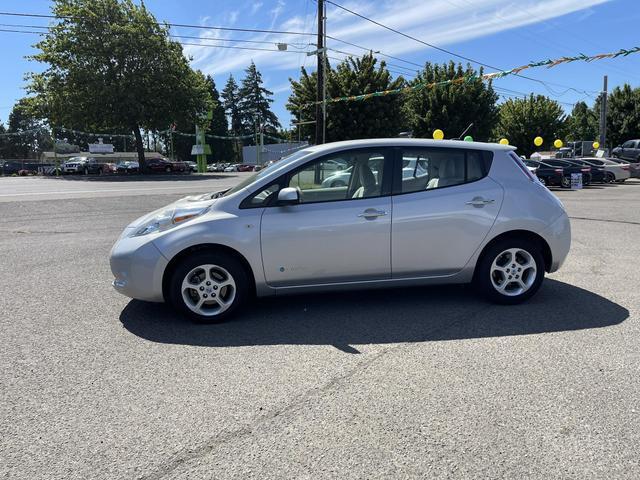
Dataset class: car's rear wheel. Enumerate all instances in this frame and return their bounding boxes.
[165,166,172,173]
[475,238,545,305]
[605,172,615,183]
[561,176,571,188]
[168,251,249,323]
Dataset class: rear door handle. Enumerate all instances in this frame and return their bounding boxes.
[358,209,387,218]
[465,197,495,207]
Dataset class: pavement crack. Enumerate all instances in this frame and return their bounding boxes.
[140,305,490,480]
[569,216,640,226]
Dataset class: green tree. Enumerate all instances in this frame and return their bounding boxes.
[28,0,212,171]
[564,101,598,142]
[602,84,640,148]
[286,64,323,144]
[4,98,52,159]
[238,61,281,139]
[287,54,406,143]
[206,75,233,163]
[221,74,243,162]
[326,53,406,142]
[404,62,498,141]
[494,95,566,157]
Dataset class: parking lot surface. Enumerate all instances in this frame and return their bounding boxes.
[1,176,639,479]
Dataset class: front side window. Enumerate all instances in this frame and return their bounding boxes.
[287,150,388,204]
[623,141,634,148]
[399,148,492,194]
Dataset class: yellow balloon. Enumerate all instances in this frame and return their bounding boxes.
[499,138,509,145]
[593,141,600,149]
[534,136,543,147]
[433,129,444,140]
[554,139,563,149]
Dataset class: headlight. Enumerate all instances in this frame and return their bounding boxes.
[131,204,210,237]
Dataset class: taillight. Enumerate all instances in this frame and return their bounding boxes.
[581,167,591,172]
[554,168,563,173]
[621,165,630,170]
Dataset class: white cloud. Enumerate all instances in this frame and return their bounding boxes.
[182,0,611,78]
[251,2,264,15]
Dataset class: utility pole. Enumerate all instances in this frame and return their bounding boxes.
[599,75,608,151]
[315,0,325,145]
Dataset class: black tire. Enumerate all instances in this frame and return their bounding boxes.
[168,251,249,323]
[165,166,172,173]
[605,172,615,183]
[561,176,571,188]
[538,177,546,186]
[474,237,545,305]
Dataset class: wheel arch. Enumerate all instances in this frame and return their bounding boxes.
[162,243,257,301]
[473,230,553,278]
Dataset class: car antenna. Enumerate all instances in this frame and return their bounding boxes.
[455,123,474,140]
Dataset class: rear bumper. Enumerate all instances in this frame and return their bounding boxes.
[540,212,571,273]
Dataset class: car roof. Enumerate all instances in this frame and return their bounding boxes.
[302,138,517,155]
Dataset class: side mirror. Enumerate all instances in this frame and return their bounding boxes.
[277,187,300,206]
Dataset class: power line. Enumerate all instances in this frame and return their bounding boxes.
[0,10,316,36]
[324,0,600,96]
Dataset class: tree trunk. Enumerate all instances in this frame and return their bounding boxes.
[133,125,146,173]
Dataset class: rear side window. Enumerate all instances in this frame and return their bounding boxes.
[398,148,492,194]
[509,152,536,181]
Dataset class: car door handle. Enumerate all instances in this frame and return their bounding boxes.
[357,209,387,218]
[465,197,495,207]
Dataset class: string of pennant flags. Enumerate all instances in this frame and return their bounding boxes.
[296,45,640,109]
[0,126,291,143]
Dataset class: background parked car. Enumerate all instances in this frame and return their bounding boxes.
[185,161,198,172]
[116,161,139,174]
[224,165,237,172]
[564,159,606,183]
[612,139,640,162]
[102,162,118,174]
[580,157,631,183]
[542,159,592,187]
[62,156,102,174]
[237,164,255,172]
[146,158,187,173]
[609,158,640,179]
[524,160,564,187]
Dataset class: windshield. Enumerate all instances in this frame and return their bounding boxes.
[222,149,313,197]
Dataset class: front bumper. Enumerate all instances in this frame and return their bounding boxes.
[540,212,571,273]
[110,232,168,302]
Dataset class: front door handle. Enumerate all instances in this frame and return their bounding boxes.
[357,209,387,219]
[465,197,495,207]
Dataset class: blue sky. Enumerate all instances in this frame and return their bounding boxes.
[1,0,640,131]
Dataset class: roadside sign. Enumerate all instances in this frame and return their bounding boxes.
[571,173,583,189]
[89,143,114,154]
[191,144,211,155]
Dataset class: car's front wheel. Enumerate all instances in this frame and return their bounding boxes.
[475,238,545,304]
[168,251,249,323]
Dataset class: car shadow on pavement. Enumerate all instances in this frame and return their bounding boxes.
[119,279,628,352]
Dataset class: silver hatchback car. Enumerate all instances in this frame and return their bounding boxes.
[111,139,571,323]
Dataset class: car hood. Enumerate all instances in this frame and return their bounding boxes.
[126,193,220,229]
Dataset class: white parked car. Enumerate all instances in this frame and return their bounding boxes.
[110,139,571,323]
[581,157,631,183]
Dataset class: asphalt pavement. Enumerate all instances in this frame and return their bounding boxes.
[1,175,639,479]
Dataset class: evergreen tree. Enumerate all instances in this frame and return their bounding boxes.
[206,75,234,163]
[404,62,498,141]
[494,95,566,157]
[238,61,281,139]
[222,75,243,136]
[565,101,598,142]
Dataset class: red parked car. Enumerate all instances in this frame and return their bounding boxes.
[146,158,187,173]
[237,164,255,172]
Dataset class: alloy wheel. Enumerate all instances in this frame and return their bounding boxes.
[490,248,537,297]
[181,264,236,316]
